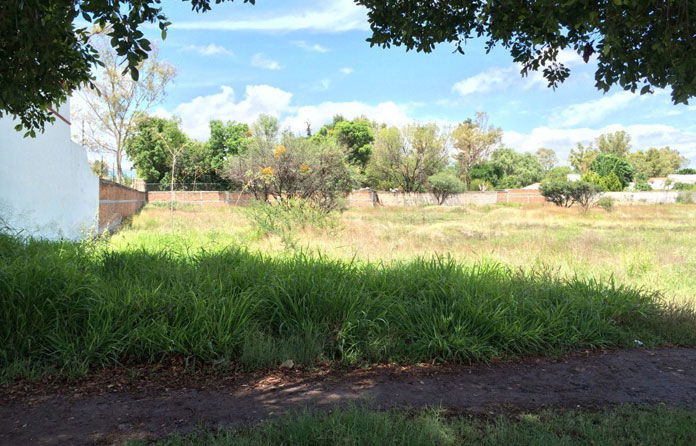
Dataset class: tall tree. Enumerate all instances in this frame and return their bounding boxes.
[74,38,175,182]
[628,147,687,178]
[535,148,558,173]
[356,1,696,104]
[312,117,375,169]
[1,0,254,134]
[366,124,447,192]
[569,143,599,174]
[124,116,188,184]
[208,120,252,171]
[596,131,631,157]
[491,148,545,189]
[452,112,502,188]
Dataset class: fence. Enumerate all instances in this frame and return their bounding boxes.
[99,179,147,232]
[148,190,253,206]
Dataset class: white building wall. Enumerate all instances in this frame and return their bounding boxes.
[0,101,99,240]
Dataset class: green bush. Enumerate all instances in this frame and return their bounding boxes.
[676,191,694,204]
[428,172,465,204]
[2,233,692,381]
[677,168,696,174]
[469,178,495,191]
[597,196,615,212]
[672,182,696,191]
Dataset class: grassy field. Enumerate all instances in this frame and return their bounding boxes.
[1,202,694,381]
[115,203,696,304]
[134,405,696,445]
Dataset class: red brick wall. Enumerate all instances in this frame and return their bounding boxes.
[99,180,147,231]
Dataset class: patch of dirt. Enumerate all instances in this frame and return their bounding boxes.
[2,348,696,445]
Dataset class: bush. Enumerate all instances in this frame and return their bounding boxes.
[428,172,465,205]
[673,182,696,191]
[597,196,615,212]
[226,136,355,211]
[540,180,600,209]
[676,191,694,204]
[677,168,696,174]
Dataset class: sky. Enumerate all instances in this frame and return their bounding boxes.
[72,0,696,168]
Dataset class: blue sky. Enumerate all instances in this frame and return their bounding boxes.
[78,0,696,167]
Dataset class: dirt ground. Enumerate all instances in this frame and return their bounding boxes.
[2,348,696,445]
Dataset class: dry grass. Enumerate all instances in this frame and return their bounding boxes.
[113,202,696,305]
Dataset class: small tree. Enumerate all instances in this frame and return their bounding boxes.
[90,160,109,178]
[428,172,465,205]
[452,112,502,188]
[589,153,634,188]
[572,181,601,211]
[540,181,576,207]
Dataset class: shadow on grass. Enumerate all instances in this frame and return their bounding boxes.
[1,233,694,381]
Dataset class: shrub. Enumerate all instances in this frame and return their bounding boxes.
[676,191,694,204]
[677,168,696,174]
[226,136,355,211]
[540,180,600,209]
[597,196,615,212]
[600,171,624,192]
[539,180,575,207]
[673,182,696,191]
[428,172,465,204]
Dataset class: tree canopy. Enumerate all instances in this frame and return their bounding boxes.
[1,0,252,134]
[357,0,696,104]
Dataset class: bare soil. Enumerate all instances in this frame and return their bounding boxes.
[2,348,696,445]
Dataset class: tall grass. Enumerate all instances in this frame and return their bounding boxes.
[1,232,694,380]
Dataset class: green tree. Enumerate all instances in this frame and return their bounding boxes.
[74,37,175,183]
[569,143,599,174]
[90,160,109,179]
[124,116,188,184]
[208,120,252,171]
[428,172,465,204]
[599,171,623,192]
[1,0,253,134]
[627,147,687,178]
[490,148,545,188]
[366,124,447,192]
[535,148,558,173]
[544,166,573,182]
[589,153,634,188]
[452,112,502,188]
[468,162,503,188]
[356,1,696,104]
[596,131,631,157]
[678,168,696,175]
[313,117,376,169]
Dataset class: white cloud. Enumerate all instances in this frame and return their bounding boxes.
[171,85,294,140]
[282,101,412,134]
[294,41,330,53]
[452,67,514,97]
[173,0,368,33]
[503,124,696,165]
[181,44,233,56]
[548,91,638,128]
[251,53,282,70]
[340,67,354,75]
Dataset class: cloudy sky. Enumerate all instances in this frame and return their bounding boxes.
[75,0,696,167]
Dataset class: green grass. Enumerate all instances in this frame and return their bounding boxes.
[1,230,694,381]
[133,405,696,445]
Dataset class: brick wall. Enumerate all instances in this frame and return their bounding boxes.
[374,191,499,206]
[99,179,147,232]
[496,189,546,204]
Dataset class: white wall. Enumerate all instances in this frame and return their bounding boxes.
[0,101,99,240]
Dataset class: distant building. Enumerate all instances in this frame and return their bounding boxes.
[0,101,98,240]
[647,177,668,190]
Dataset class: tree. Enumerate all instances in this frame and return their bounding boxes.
[569,143,599,174]
[90,160,109,178]
[490,148,544,188]
[124,116,188,184]
[356,1,696,104]
[428,172,465,205]
[469,162,503,188]
[678,168,696,175]
[540,180,600,210]
[627,147,687,178]
[251,114,280,147]
[544,166,573,183]
[1,0,253,134]
[366,124,447,192]
[74,38,175,182]
[208,120,252,178]
[452,112,502,188]
[589,153,634,189]
[535,148,557,173]
[312,117,376,169]
[596,131,631,157]
[225,135,355,211]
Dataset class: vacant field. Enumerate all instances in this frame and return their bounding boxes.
[114,203,696,305]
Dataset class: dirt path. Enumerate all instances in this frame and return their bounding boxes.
[2,348,696,445]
